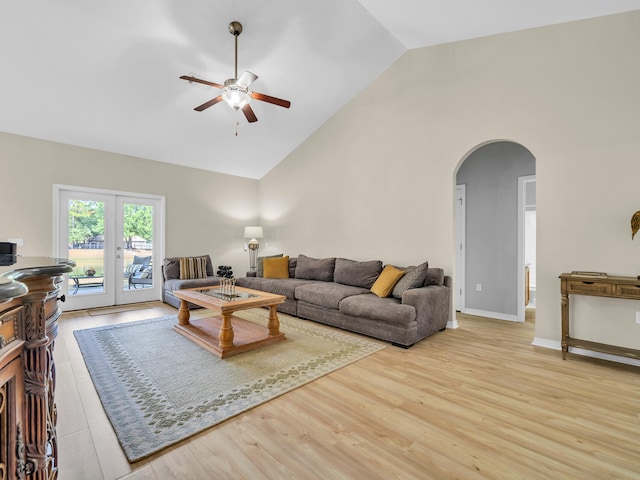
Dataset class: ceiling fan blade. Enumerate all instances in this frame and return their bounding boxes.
[242,104,258,123]
[194,95,224,111]
[250,91,291,109]
[236,71,258,88]
[180,75,224,89]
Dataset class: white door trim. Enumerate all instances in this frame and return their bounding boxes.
[455,184,466,313]
[517,175,536,322]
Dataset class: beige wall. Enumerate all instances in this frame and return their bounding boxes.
[0,132,259,276]
[260,12,640,351]
[2,12,640,356]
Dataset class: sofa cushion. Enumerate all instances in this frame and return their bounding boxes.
[236,276,318,300]
[262,279,319,300]
[180,256,208,279]
[334,258,382,289]
[163,255,214,280]
[257,254,283,277]
[295,254,336,282]
[339,294,416,327]
[164,277,220,292]
[263,256,290,279]
[235,276,271,291]
[392,261,429,298]
[295,282,369,310]
[371,265,406,298]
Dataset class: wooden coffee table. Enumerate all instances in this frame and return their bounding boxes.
[172,286,286,358]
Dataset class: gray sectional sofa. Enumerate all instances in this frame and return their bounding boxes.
[162,253,451,348]
[235,255,450,347]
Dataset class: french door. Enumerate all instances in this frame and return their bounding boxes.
[55,185,164,311]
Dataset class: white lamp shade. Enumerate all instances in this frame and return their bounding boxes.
[244,226,263,239]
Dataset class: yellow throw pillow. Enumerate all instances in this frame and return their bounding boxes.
[263,256,290,279]
[370,265,406,298]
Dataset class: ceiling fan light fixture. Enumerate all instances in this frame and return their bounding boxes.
[222,79,251,110]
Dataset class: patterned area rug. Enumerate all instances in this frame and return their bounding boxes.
[74,310,385,462]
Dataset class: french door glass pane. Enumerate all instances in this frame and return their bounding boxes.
[67,199,106,296]
[122,203,154,292]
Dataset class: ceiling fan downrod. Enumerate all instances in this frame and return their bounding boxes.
[229,21,242,80]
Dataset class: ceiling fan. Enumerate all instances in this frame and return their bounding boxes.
[180,21,291,124]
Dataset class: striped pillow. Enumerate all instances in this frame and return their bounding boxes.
[179,256,208,279]
[125,263,142,274]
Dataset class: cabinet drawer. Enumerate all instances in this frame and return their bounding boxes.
[44,291,60,321]
[615,284,640,298]
[0,306,21,350]
[566,281,612,296]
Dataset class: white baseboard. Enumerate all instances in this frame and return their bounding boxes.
[447,319,459,329]
[461,308,519,322]
[532,337,640,368]
[531,337,559,350]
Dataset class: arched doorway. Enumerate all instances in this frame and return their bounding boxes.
[454,141,536,322]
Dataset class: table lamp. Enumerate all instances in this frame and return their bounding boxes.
[244,226,263,271]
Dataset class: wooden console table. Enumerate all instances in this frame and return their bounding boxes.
[560,272,640,361]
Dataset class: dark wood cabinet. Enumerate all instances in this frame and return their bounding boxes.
[0,300,26,480]
[0,258,73,480]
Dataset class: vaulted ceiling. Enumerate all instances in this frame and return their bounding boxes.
[2,1,639,179]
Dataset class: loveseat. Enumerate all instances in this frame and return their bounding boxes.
[162,255,220,309]
[161,253,450,348]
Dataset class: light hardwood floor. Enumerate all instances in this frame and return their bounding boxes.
[55,303,640,479]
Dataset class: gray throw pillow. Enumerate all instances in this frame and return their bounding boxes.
[424,267,444,286]
[295,254,336,282]
[334,258,383,289]
[163,257,180,280]
[392,261,429,298]
[288,257,297,278]
[257,254,283,277]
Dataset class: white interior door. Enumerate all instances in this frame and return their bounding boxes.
[55,186,164,311]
